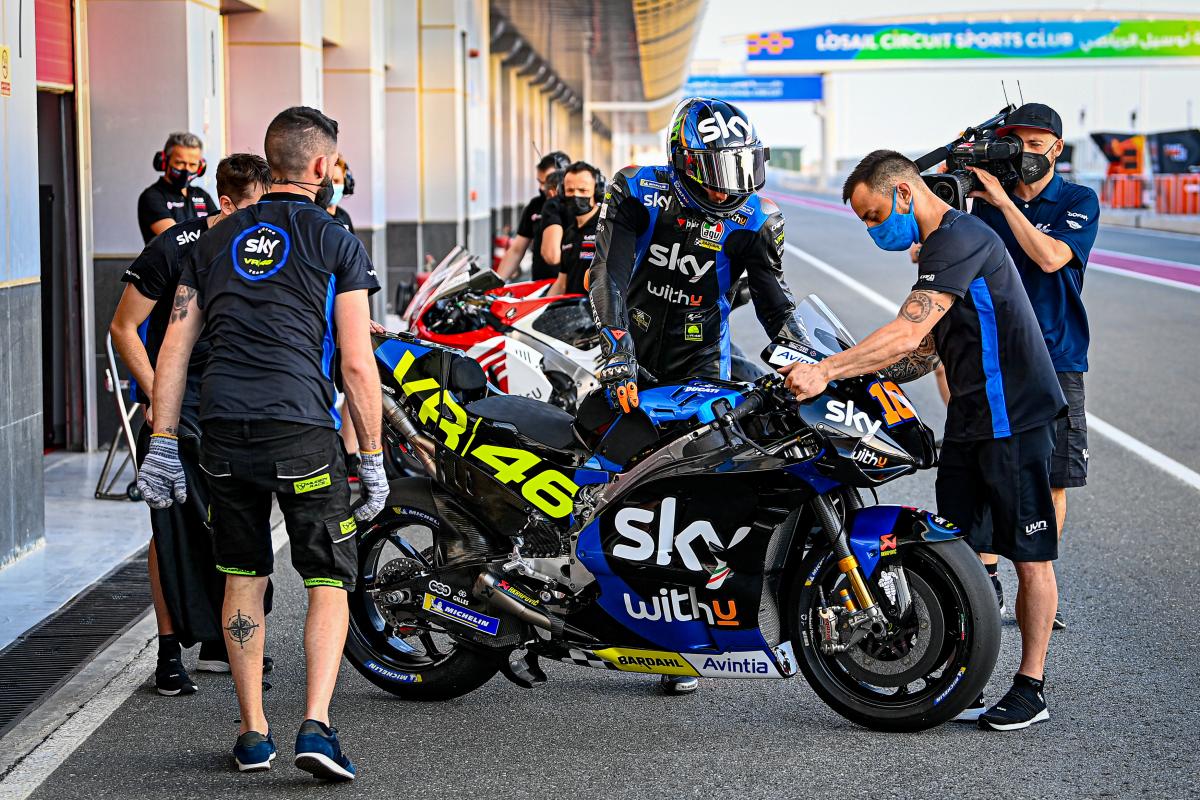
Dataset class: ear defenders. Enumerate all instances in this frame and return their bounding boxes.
[153,150,207,178]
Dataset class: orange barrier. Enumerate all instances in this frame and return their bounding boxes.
[1102,175,1148,209]
[1153,174,1200,215]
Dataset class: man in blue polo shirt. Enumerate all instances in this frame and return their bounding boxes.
[968,102,1100,632]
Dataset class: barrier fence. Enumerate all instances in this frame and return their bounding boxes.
[1101,174,1200,214]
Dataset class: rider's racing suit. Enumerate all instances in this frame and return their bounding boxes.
[589,164,807,382]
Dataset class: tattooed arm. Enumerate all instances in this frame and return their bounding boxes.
[152,284,205,436]
[881,333,941,384]
[779,290,955,400]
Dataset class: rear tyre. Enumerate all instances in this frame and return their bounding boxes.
[344,488,499,700]
[788,538,1000,732]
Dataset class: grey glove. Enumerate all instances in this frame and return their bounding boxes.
[354,449,388,521]
[137,434,187,509]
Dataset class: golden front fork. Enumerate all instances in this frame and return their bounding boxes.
[837,555,878,610]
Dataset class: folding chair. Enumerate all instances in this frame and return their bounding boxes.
[94,332,143,501]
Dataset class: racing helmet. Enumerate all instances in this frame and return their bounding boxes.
[667,97,770,218]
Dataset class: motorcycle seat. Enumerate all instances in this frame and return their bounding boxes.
[466,395,583,456]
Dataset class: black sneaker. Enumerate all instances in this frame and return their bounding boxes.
[952,692,986,722]
[1053,610,1066,631]
[979,676,1049,731]
[197,641,274,674]
[991,575,1006,616]
[155,658,198,696]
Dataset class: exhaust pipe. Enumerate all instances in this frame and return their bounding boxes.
[381,393,437,475]
[474,572,596,641]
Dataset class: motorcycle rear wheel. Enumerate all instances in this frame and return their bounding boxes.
[345,500,500,701]
[788,537,1000,732]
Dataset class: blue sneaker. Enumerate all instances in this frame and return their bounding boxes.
[294,719,356,781]
[232,731,276,772]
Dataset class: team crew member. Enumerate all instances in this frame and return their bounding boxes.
[782,150,1065,731]
[548,162,602,296]
[538,167,571,273]
[968,103,1100,631]
[137,132,217,244]
[589,98,809,694]
[113,154,273,696]
[496,151,571,281]
[327,155,355,233]
[138,107,385,780]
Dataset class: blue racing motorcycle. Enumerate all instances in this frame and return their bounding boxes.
[345,296,1000,731]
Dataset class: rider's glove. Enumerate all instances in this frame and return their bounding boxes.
[354,449,389,522]
[137,433,187,509]
[598,327,639,414]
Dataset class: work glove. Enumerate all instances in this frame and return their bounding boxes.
[598,327,639,414]
[354,449,389,521]
[138,433,187,509]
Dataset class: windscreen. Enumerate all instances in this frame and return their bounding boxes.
[402,248,473,324]
[795,295,859,358]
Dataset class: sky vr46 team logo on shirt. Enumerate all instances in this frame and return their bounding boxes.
[231,222,291,281]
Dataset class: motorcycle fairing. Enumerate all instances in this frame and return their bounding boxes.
[638,380,749,426]
[845,505,963,580]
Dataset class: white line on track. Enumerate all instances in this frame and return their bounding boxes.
[0,522,291,800]
[783,241,1200,493]
[1086,263,1200,294]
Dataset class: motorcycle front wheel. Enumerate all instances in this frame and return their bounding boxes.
[345,499,499,701]
[788,538,1000,732]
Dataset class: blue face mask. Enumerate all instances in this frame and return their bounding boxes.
[868,189,920,251]
[329,183,345,208]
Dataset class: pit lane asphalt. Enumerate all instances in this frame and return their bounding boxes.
[24,202,1200,800]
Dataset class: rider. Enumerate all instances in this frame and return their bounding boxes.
[588,97,808,694]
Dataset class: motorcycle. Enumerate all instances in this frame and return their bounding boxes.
[347,295,1000,731]
[400,246,762,413]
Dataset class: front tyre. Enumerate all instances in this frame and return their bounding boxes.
[345,493,499,700]
[788,538,1000,732]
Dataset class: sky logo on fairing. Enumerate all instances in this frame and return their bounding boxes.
[824,399,882,438]
[612,497,750,572]
[647,243,713,283]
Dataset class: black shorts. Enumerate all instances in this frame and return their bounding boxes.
[200,420,358,591]
[936,421,1058,562]
[1051,371,1088,488]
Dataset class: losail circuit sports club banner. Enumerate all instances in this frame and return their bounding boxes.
[746,19,1200,62]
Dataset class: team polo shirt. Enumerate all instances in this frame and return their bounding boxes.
[516,193,555,280]
[915,210,1065,442]
[972,175,1099,372]
[558,210,598,295]
[121,216,212,406]
[137,178,216,244]
[179,192,380,429]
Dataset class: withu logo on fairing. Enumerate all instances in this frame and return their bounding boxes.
[623,587,738,627]
[697,111,751,144]
[824,400,882,438]
[647,243,712,283]
[612,497,750,572]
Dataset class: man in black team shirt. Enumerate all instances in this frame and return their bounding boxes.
[496,151,571,281]
[137,132,218,244]
[113,154,272,696]
[548,161,601,296]
[781,150,1066,732]
[138,107,384,779]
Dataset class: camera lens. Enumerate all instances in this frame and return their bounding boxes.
[931,181,957,204]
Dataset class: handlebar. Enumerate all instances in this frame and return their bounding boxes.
[728,392,762,421]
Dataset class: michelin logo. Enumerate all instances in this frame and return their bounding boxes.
[363,658,422,683]
[422,593,499,635]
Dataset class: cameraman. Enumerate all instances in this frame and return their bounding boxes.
[967,103,1100,632]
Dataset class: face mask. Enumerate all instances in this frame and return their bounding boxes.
[329,183,345,207]
[567,195,593,216]
[1020,142,1056,184]
[312,174,335,209]
[165,166,196,189]
[868,189,920,251]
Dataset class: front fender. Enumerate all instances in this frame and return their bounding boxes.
[845,505,962,579]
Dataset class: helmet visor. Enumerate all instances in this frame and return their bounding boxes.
[681,146,767,194]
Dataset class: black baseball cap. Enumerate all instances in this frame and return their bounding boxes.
[997,103,1063,139]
